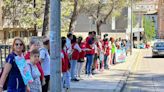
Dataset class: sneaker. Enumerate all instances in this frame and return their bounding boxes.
[78,76,83,80]
[100,68,104,72]
[85,75,89,79]
[66,88,70,92]
[93,69,100,74]
[89,74,94,78]
[71,78,79,82]
[104,67,110,70]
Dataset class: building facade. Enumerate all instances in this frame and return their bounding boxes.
[74,8,128,39]
[158,0,164,38]
[0,0,37,45]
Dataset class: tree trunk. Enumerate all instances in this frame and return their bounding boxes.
[68,0,78,32]
[68,18,76,32]
[95,1,114,35]
[42,0,50,36]
[96,21,101,35]
[33,0,37,36]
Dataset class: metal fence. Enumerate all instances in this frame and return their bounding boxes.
[0,45,11,68]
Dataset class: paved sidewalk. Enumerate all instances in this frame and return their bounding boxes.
[70,49,140,92]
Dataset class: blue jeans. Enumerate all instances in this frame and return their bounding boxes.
[112,53,116,64]
[70,60,77,79]
[7,87,26,92]
[104,55,109,69]
[86,54,93,75]
[62,71,71,88]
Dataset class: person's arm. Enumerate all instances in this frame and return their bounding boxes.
[39,49,46,63]
[74,44,81,52]
[88,38,94,49]
[66,40,72,55]
[0,63,12,92]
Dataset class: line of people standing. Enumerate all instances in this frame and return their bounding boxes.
[0,31,129,92]
[61,31,130,90]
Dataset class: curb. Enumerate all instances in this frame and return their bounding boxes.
[113,50,140,92]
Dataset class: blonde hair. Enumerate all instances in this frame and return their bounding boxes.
[11,37,26,52]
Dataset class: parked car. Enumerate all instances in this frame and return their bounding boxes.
[152,41,164,57]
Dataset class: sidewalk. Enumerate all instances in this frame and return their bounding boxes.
[70,49,140,92]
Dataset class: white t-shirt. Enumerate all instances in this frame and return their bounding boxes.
[66,38,72,54]
[39,47,50,76]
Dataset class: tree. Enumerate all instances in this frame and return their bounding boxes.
[2,0,44,33]
[68,0,78,32]
[143,16,156,41]
[62,0,127,34]
[61,0,73,33]
[61,0,86,32]
[80,0,127,35]
[42,0,50,36]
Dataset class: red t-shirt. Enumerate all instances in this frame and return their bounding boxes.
[61,50,70,72]
[79,42,86,59]
[102,41,110,56]
[24,51,44,80]
[72,43,80,60]
[85,36,94,55]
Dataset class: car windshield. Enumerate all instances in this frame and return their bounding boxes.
[155,42,164,47]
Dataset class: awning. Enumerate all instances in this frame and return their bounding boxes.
[0,27,3,30]
[146,10,157,14]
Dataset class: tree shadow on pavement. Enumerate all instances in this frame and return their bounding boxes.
[122,73,164,92]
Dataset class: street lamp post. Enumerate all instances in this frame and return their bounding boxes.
[130,0,133,55]
[50,0,61,92]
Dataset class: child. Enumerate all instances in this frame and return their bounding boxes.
[102,38,110,70]
[77,36,86,79]
[27,49,42,92]
[61,37,71,92]
[70,35,81,81]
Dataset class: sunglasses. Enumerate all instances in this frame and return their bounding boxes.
[15,43,23,46]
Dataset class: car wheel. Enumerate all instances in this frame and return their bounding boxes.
[152,55,157,58]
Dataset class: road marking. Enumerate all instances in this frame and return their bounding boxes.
[131,50,142,73]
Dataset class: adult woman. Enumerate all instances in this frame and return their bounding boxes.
[0,37,26,92]
[24,37,44,85]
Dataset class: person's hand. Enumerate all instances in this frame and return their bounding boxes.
[83,48,91,51]
[26,86,30,92]
[0,87,3,92]
[42,77,46,86]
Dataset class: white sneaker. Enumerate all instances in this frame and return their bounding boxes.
[89,74,94,78]
[93,69,100,74]
[85,75,89,79]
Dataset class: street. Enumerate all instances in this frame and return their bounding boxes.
[122,49,164,92]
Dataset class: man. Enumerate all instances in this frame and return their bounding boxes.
[66,32,73,58]
[40,37,50,92]
[85,31,96,77]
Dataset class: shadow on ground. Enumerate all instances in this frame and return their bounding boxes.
[144,56,164,58]
[122,73,164,92]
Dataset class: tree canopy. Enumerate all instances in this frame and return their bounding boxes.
[2,0,44,28]
[143,16,156,41]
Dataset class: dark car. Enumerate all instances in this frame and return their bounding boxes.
[152,41,164,57]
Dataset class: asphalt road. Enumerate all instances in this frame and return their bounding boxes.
[122,49,164,92]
